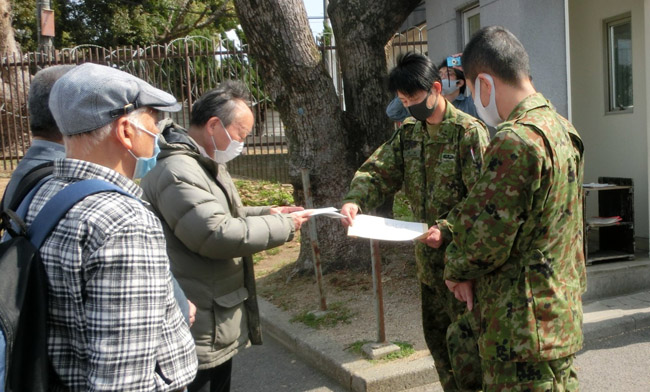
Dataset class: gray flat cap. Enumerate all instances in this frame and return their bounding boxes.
[49,63,181,135]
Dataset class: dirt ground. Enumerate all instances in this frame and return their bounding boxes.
[0,176,10,196]
[254,237,429,355]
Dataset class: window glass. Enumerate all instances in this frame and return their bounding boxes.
[463,6,480,45]
[607,17,632,112]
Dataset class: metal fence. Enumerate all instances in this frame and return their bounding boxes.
[0,29,427,183]
[0,37,291,182]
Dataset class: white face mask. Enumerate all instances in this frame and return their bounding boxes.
[211,119,244,163]
[473,73,502,127]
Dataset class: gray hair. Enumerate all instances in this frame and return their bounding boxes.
[64,108,152,156]
[190,80,252,127]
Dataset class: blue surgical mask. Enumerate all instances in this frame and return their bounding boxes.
[441,79,460,95]
[127,120,160,179]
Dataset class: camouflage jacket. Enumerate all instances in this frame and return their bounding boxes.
[444,93,586,362]
[343,101,490,286]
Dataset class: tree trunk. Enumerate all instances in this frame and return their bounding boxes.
[234,0,419,272]
[0,0,29,111]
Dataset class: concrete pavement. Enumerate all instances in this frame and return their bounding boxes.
[257,258,650,392]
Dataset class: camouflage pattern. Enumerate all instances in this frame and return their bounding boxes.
[343,100,490,286]
[446,306,482,390]
[344,101,490,391]
[482,355,578,391]
[422,282,473,391]
[444,93,586,363]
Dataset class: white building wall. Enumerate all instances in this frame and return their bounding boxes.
[569,0,648,245]
[426,0,569,117]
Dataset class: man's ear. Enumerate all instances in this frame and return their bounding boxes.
[432,80,442,94]
[205,116,222,136]
[114,117,135,150]
[476,74,493,107]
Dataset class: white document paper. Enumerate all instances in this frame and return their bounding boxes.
[583,183,615,188]
[347,214,428,241]
[308,207,346,218]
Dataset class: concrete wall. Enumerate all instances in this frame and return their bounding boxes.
[426,0,569,117]
[569,0,648,246]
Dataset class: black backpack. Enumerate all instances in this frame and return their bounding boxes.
[0,166,136,392]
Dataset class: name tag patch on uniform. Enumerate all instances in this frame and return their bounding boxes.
[442,153,455,160]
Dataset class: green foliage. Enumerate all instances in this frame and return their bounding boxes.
[235,179,294,207]
[290,302,354,329]
[12,0,239,50]
[346,340,415,362]
[316,21,333,47]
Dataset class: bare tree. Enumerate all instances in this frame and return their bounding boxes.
[234,0,420,271]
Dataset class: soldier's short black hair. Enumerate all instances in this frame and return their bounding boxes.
[190,80,252,127]
[462,26,531,85]
[388,52,440,96]
[29,65,75,140]
[438,59,467,95]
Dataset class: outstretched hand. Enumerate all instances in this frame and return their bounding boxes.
[290,210,312,230]
[270,206,305,214]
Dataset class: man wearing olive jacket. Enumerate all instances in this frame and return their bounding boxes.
[141,81,311,392]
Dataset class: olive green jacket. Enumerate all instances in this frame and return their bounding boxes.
[141,121,295,369]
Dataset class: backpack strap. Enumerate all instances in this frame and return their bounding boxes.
[1,161,55,212]
[27,179,138,248]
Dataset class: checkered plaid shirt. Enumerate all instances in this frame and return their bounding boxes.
[25,159,197,391]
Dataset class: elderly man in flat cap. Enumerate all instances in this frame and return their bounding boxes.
[22,63,198,391]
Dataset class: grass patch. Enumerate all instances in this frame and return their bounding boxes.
[290,301,354,329]
[346,340,371,355]
[266,247,281,256]
[383,341,415,361]
[235,179,294,206]
[252,253,265,264]
[345,340,415,362]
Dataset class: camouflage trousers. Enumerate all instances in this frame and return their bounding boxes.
[482,355,579,392]
[421,282,480,392]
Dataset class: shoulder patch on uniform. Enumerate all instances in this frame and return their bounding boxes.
[402,116,416,125]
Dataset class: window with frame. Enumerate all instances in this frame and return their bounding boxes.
[463,5,480,46]
[606,15,632,112]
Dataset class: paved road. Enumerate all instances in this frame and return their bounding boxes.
[575,326,650,392]
[232,327,650,392]
[231,333,345,392]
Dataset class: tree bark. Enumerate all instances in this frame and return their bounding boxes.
[234,0,419,272]
[0,0,30,144]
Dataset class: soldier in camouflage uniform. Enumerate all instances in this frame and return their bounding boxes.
[340,52,490,391]
[433,26,586,391]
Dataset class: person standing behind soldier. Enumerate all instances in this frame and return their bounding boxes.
[2,65,74,209]
[340,52,490,392]
[438,60,479,119]
[430,26,585,391]
[141,80,311,392]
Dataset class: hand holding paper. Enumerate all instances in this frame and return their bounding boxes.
[340,202,359,227]
[419,225,443,248]
[307,207,346,218]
